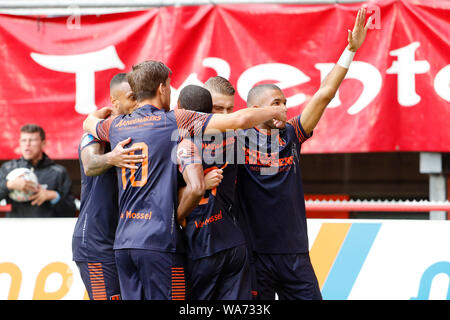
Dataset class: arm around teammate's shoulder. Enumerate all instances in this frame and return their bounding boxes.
[82,107,113,140]
[204,105,287,134]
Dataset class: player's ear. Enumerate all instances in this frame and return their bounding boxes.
[110,95,117,107]
[41,139,47,149]
[125,91,135,101]
[157,82,165,96]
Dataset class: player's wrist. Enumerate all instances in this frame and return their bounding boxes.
[268,107,277,119]
[272,105,286,122]
[105,151,115,166]
[338,47,356,68]
[346,44,357,52]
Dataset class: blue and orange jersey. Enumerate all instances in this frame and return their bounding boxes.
[72,133,119,262]
[235,115,311,254]
[178,132,246,260]
[95,105,212,253]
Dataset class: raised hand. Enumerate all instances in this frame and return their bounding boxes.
[347,8,372,52]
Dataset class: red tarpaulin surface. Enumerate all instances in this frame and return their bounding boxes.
[0,0,448,159]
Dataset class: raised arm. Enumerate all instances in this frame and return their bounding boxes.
[300,8,372,135]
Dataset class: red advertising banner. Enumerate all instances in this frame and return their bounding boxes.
[0,0,448,159]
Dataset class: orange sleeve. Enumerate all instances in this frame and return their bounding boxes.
[96,115,118,142]
[287,115,311,144]
[174,109,212,138]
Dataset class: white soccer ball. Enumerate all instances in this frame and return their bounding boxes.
[6,168,39,202]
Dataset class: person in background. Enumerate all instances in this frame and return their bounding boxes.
[0,124,76,217]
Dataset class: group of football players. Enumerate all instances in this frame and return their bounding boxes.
[72,8,371,300]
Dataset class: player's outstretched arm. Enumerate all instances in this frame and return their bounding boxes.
[81,137,146,177]
[300,8,372,135]
[205,105,287,134]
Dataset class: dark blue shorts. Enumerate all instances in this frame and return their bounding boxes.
[115,249,185,300]
[254,252,322,300]
[75,261,121,300]
[186,244,252,300]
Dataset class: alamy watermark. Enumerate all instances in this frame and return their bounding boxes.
[66,5,81,30]
[171,121,287,176]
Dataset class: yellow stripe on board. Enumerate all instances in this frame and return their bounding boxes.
[309,223,351,289]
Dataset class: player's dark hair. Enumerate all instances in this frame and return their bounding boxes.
[109,72,128,89]
[127,61,172,101]
[178,85,213,113]
[204,76,235,96]
[20,124,45,141]
[246,84,282,107]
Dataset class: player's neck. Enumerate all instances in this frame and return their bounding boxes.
[255,123,274,135]
[136,98,164,111]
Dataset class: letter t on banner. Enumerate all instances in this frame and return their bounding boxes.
[30,45,125,114]
[386,42,430,107]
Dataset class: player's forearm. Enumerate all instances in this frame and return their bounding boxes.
[319,63,349,97]
[205,106,282,133]
[236,107,280,129]
[300,63,349,134]
[177,164,206,224]
[300,43,356,135]
[177,184,204,222]
[80,143,112,176]
[300,8,371,135]
[84,153,113,176]
[82,115,101,139]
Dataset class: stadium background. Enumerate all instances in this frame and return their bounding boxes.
[0,0,449,300]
